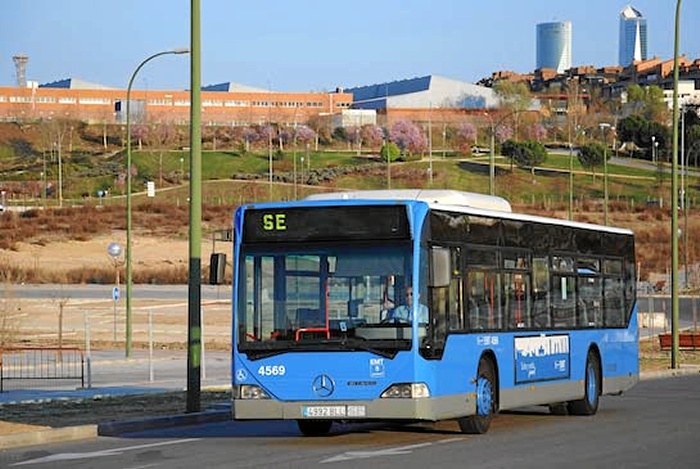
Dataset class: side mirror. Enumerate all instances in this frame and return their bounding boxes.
[429,247,451,288]
[209,252,227,285]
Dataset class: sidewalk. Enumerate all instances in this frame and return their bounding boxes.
[0,349,231,405]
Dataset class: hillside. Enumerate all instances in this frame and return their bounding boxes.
[0,121,698,286]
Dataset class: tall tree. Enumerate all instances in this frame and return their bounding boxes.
[493,80,532,140]
[578,142,606,180]
[625,84,668,123]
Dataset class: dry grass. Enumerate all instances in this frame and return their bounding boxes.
[0,193,698,283]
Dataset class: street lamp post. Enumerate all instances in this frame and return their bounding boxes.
[125,48,188,358]
[489,121,495,195]
[268,126,273,200]
[670,0,682,369]
[428,104,433,185]
[57,132,63,207]
[599,123,611,225]
[107,242,123,343]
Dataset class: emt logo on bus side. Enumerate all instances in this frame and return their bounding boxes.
[262,213,287,231]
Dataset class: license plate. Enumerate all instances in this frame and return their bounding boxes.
[302,405,366,418]
[303,406,346,417]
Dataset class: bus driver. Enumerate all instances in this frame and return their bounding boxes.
[382,286,429,324]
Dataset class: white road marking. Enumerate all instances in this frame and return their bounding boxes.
[321,442,433,463]
[11,438,200,466]
[321,437,467,463]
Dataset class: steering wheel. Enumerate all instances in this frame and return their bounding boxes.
[380,315,410,325]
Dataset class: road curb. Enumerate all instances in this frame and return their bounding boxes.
[97,409,230,436]
[640,366,700,380]
[0,424,97,451]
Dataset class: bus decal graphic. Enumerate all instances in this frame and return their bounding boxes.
[514,335,570,383]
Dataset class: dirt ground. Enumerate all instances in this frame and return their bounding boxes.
[3,233,197,275]
[2,233,232,347]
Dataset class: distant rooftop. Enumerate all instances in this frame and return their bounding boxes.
[202,82,270,93]
[620,5,643,20]
[39,78,117,90]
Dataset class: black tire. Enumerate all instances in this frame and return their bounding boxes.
[297,419,333,436]
[567,351,601,416]
[458,356,497,434]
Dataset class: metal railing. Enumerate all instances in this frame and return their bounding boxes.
[0,347,84,392]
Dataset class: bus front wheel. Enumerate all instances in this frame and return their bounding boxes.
[458,357,496,434]
[567,351,600,416]
[297,419,333,436]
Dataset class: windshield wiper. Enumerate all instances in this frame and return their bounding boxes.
[339,338,399,358]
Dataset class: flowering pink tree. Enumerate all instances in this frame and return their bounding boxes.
[259,125,276,144]
[361,124,385,150]
[390,120,427,155]
[495,124,514,143]
[454,122,477,154]
[530,123,547,141]
[294,125,316,144]
[131,124,149,150]
[239,126,259,151]
[345,125,362,151]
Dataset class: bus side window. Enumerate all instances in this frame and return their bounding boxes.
[531,257,550,328]
[552,274,576,328]
[467,272,485,330]
[505,271,530,329]
[467,270,500,330]
[604,277,624,326]
[577,276,602,327]
[448,246,463,331]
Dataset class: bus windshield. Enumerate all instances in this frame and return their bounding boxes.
[237,243,417,358]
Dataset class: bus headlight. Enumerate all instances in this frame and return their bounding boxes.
[380,383,430,398]
[234,384,271,399]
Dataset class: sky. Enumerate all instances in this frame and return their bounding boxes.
[1,0,699,92]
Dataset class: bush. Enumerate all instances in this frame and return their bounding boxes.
[380,142,400,162]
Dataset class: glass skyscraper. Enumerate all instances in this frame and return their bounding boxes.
[619,5,647,67]
[536,21,572,74]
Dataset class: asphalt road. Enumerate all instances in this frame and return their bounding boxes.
[2,374,699,468]
[4,284,232,301]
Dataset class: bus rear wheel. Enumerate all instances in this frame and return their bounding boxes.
[567,351,600,416]
[458,357,496,434]
[297,419,333,436]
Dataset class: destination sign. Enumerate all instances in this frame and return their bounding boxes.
[242,205,410,243]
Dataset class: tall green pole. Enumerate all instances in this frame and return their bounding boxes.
[489,121,495,196]
[671,0,682,368]
[568,125,573,221]
[599,122,611,226]
[187,0,203,412]
[125,48,189,358]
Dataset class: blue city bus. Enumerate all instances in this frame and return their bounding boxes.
[231,189,638,435]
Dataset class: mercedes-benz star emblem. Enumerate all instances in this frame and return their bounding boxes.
[312,374,335,397]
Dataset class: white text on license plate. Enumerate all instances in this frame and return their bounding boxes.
[302,405,366,418]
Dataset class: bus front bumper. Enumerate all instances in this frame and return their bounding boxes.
[232,394,473,422]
